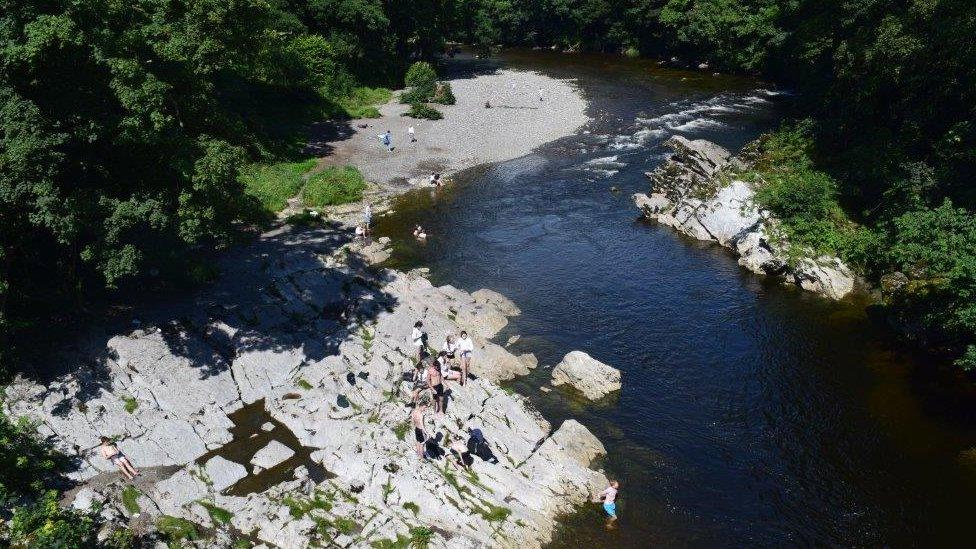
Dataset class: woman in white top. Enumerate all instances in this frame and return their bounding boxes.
[411,321,425,360]
[457,330,474,385]
[437,351,461,381]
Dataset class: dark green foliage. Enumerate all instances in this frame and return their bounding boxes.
[9,490,97,548]
[301,166,367,207]
[405,62,438,98]
[156,515,199,543]
[405,104,443,120]
[0,413,61,506]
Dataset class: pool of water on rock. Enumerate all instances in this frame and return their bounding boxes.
[195,399,331,497]
[373,50,976,546]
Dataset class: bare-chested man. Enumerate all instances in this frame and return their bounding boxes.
[411,400,429,459]
[426,358,444,414]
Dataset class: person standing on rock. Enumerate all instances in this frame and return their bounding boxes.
[593,479,620,527]
[411,399,430,459]
[412,321,427,360]
[99,436,139,480]
[363,203,372,235]
[426,358,444,414]
[457,330,474,385]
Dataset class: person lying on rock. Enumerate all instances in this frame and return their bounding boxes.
[100,436,139,480]
[445,434,473,470]
[411,399,430,460]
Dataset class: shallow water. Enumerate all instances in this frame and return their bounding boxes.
[375,50,976,546]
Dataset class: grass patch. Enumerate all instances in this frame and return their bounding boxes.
[341,86,392,119]
[240,159,317,214]
[477,501,511,523]
[402,501,419,516]
[301,166,367,207]
[121,486,141,515]
[393,421,410,441]
[157,515,198,543]
[409,526,434,549]
[333,516,359,535]
[371,535,412,549]
[283,490,333,518]
[122,396,138,414]
[199,500,234,525]
[296,378,313,390]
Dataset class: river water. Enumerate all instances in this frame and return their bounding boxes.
[374,50,976,547]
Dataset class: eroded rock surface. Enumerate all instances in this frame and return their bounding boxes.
[633,135,855,299]
[4,224,607,548]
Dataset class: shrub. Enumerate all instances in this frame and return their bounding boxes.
[301,166,367,207]
[405,103,443,120]
[404,62,437,98]
[157,515,199,543]
[431,82,455,105]
[9,490,96,548]
[121,486,141,515]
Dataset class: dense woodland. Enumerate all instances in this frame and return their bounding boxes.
[1,1,975,543]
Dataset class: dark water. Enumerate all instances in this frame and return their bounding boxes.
[375,50,976,547]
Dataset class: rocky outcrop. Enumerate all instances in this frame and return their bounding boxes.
[551,351,621,400]
[4,224,607,548]
[633,136,855,299]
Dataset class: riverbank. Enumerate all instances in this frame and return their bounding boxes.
[309,61,589,193]
[2,62,607,547]
[3,223,609,548]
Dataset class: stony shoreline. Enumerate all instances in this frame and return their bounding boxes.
[633,136,856,300]
[3,65,606,547]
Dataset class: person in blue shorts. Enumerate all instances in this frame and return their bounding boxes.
[593,479,620,527]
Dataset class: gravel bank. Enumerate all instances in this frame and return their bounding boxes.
[314,63,590,189]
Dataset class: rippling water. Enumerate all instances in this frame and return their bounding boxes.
[375,50,976,547]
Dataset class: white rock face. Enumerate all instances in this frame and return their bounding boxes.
[634,136,855,299]
[250,440,295,470]
[204,456,247,492]
[551,351,622,400]
[4,223,608,549]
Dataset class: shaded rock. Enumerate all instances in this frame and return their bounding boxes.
[551,351,621,400]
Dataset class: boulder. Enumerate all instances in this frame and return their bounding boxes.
[204,456,247,492]
[471,288,521,316]
[548,419,607,466]
[551,351,621,400]
[250,440,295,470]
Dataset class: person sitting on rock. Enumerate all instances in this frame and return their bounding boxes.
[411,398,430,460]
[410,359,430,406]
[413,224,427,240]
[99,436,139,480]
[437,350,461,382]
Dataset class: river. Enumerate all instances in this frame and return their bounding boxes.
[374,50,976,547]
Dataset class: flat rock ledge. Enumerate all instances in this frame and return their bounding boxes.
[3,224,607,549]
[551,351,622,400]
[633,135,855,300]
